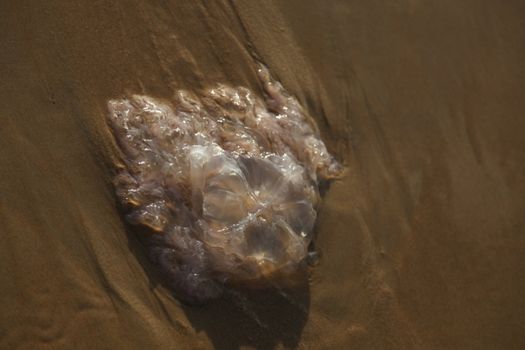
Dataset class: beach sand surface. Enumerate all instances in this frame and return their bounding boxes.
[1,1,524,349]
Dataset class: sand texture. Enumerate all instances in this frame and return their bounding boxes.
[1,1,524,349]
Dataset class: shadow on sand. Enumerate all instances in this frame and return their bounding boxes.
[124,224,310,350]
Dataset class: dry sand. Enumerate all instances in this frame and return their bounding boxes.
[1,1,525,349]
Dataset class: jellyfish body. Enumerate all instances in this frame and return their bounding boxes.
[108,65,342,303]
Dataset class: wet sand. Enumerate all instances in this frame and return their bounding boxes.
[1,1,524,349]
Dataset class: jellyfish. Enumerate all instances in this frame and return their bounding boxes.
[107,64,342,303]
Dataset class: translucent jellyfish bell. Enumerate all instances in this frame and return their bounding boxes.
[107,64,343,303]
